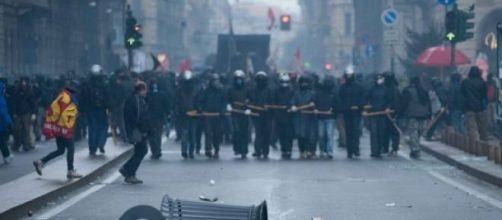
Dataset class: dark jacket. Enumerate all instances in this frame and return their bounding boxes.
[147,90,170,123]
[12,85,36,115]
[291,88,315,138]
[365,84,392,112]
[448,75,464,112]
[81,75,110,112]
[198,86,226,114]
[124,94,150,139]
[227,86,249,111]
[313,88,337,120]
[401,86,431,120]
[273,86,294,124]
[461,74,488,112]
[339,79,365,112]
[175,80,199,118]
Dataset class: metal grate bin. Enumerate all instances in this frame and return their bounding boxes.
[160,195,268,220]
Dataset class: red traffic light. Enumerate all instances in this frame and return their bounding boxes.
[281,15,290,23]
[324,63,333,70]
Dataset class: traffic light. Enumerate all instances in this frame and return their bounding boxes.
[457,9,475,42]
[280,15,291,31]
[445,10,457,42]
[125,9,143,50]
[445,6,475,43]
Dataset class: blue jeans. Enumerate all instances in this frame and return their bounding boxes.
[450,110,464,134]
[318,119,335,154]
[87,110,108,154]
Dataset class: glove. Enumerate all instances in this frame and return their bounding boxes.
[226,104,232,112]
[245,109,251,115]
[291,106,298,112]
[31,114,36,121]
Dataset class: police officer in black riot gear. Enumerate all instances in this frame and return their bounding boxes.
[227,70,252,159]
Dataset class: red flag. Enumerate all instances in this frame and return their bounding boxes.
[294,48,304,74]
[178,57,192,73]
[267,8,275,31]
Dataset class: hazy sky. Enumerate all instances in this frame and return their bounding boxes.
[228,0,301,14]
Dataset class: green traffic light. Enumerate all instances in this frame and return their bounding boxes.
[446,32,456,41]
[127,38,136,45]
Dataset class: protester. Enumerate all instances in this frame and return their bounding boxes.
[314,75,337,159]
[146,80,170,160]
[365,74,392,158]
[227,70,251,159]
[339,70,365,159]
[273,73,295,159]
[119,82,150,184]
[11,77,36,152]
[400,77,431,159]
[33,80,82,179]
[0,81,13,164]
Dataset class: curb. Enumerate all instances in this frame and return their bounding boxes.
[0,147,133,220]
[421,143,502,188]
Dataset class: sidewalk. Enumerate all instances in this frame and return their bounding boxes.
[0,139,132,220]
[421,140,502,188]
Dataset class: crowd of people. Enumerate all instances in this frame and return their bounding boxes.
[0,64,499,184]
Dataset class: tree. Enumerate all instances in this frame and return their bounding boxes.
[400,27,445,77]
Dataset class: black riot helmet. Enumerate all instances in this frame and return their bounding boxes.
[298,75,312,90]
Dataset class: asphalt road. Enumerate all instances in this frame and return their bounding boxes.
[29,135,502,220]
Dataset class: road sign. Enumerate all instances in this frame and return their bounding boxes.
[381,9,398,26]
[384,29,399,45]
[438,0,457,6]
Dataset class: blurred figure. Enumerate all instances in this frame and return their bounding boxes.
[461,66,493,141]
[175,71,199,159]
[339,71,365,159]
[108,72,129,143]
[119,82,150,184]
[227,70,251,159]
[11,77,36,152]
[425,78,449,140]
[314,76,337,159]
[0,81,13,164]
[383,72,401,155]
[401,77,431,159]
[34,81,82,179]
[448,73,465,134]
[249,71,273,159]
[146,80,170,160]
[486,74,498,131]
[273,73,294,159]
[291,75,316,159]
[82,64,110,156]
[365,74,392,158]
[198,74,226,159]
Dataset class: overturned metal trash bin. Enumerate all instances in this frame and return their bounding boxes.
[160,195,268,220]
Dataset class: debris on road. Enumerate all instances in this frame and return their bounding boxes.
[385,202,396,207]
[198,195,218,202]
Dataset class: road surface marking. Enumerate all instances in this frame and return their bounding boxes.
[36,171,122,220]
[399,149,502,210]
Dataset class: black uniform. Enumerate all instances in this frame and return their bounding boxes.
[146,82,170,159]
[198,75,227,159]
[228,77,250,157]
[365,78,392,157]
[273,83,294,159]
[175,78,199,158]
[249,74,273,159]
[339,74,365,158]
[291,76,316,158]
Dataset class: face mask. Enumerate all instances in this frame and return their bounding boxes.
[377,78,384,85]
[235,78,243,86]
[280,82,289,87]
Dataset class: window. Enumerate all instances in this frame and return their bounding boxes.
[344,12,352,36]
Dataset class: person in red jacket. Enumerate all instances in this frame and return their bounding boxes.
[33,81,83,180]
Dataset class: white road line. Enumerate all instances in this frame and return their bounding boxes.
[428,171,502,210]
[36,171,122,220]
[399,146,502,210]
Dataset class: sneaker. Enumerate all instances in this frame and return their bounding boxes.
[124,176,143,184]
[23,146,35,152]
[99,147,105,154]
[67,170,83,180]
[33,160,43,176]
[213,152,219,159]
[241,154,247,159]
[188,154,195,159]
[3,155,13,164]
[205,152,213,158]
[326,153,334,159]
[410,151,421,159]
[181,152,188,159]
